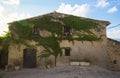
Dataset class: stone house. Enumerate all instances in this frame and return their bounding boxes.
[0,12,113,69]
[107,38,120,71]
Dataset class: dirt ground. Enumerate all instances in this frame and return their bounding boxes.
[0,65,120,78]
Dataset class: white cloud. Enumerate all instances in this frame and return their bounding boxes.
[56,3,90,17]
[108,6,118,13]
[0,12,31,36]
[0,0,31,36]
[0,5,5,17]
[7,12,31,22]
[3,0,20,5]
[96,0,109,8]
[107,30,120,39]
[0,17,8,36]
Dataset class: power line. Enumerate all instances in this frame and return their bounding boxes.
[107,24,120,29]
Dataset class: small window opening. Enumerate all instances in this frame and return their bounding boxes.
[33,26,39,35]
[64,26,71,36]
[96,28,101,32]
[65,48,70,56]
[112,42,116,46]
[96,28,102,35]
[113,60,117,64]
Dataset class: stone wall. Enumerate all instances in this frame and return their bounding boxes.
[8,42,45,68]
[57,38,107,67]
[7,16,109,68]
[107,39,120,71]
[56,24,108,67]
[8,38,108,68]
[8,26,108,68]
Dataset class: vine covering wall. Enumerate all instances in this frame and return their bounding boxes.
[1,12,110,59]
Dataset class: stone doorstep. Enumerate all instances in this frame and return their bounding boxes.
[79,62,90,66]
[70,62,90,66]
[70,62,80,66]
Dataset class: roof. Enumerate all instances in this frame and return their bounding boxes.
[8,11,111,42]
[8,11,110,26]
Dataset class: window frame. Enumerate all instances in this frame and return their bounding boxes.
[64,48,71,56]
[63,26,71,36]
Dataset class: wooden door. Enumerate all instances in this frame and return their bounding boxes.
[23,49,36,68]
[0,51,8,69]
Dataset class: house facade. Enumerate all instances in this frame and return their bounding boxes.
[1,12,115,70]
[107,39,120,70]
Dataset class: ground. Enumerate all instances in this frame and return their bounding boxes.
[0,65,120,78]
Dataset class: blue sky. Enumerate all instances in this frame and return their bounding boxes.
[0,0,120,41]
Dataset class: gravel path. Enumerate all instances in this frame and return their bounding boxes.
[1,65,120,78]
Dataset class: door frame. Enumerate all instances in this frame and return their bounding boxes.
[23,48,37,68]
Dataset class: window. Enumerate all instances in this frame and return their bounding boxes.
[64,26,71,36]
[96,28,102,35]
[65,48,70,56]
[113,60,117,64]
[112,42,116,46]
[96,28,101,32]
[33,26,39,35]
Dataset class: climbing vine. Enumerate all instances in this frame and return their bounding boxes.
[1,12,102,66]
